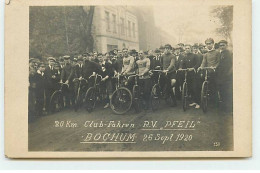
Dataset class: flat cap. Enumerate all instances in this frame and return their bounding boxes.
[63,55,70,59]
[47,57,56,62]
[218,40,228,44]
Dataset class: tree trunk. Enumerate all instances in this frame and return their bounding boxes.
[63,7,70,53]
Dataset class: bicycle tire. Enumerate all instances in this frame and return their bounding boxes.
[85,87,96,113]
[49,91,63,113]
[74,87,81,112]
[132,85,141,112]
[110,87,132,115]
[201,81,208,113]
[151,84,160,111]
[182,82,188,111]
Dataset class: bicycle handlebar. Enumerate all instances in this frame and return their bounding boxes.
[89,74,103,79]
[58,82,69,87]
[73,78,88,82]
[197,67,216,72]
[177,68,196,73]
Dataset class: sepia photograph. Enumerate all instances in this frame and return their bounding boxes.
[27,4,234,152]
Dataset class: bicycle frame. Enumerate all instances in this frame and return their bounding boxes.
[199,67,216,83]
[58,82,69,92]
[89,74,103,89]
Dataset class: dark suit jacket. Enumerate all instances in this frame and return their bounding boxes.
[175,54,185,69]
[34,72,46,97]
[216,49,233,84]
[150,55,162,70]
[74,64,84,78]
[101,61,114,78]
[82,61,102,79]
[61,64,74,82]
[44,66,56,89]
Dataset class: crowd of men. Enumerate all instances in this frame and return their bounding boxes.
[29,38,233,116]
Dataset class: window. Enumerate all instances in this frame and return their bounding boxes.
[128,21,131,37]
[120,18,125,35]
[132,22,135,38]
[112,14,117,33]
[105,11,110,32]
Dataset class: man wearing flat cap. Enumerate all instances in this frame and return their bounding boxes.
[161,44,177,106]
[61,55,75,108]
[216,40,233,113]
[34,63,46,116]
[45,57,57,113]
[29,58,37,117]
[174,45,185,100]
[150,48,162,70]
[199,38,221,104]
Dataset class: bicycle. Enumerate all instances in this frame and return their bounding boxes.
[110,73,133,115]
[132,74,146,112]
[49,82,69,113]
[150,70,175,111]
[177,68,196,111]
[84,74,103,112]
[73,77,88,112]
[198,67,216,113]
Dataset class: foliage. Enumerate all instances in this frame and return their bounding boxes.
[211,6,233,43]
[29,6,95,59]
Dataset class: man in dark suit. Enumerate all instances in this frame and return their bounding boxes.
[174,45,185,100]
[216,40,233,113]
[61,55,75,108]
[73,56,87,98]
[34,63,46,116]
[44,57,56,113]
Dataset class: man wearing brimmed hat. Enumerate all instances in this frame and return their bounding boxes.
[61,55,75,108]
[161,44,177,106]
[216,40,233,113]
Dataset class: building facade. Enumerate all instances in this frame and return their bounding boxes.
[92,6,139,53]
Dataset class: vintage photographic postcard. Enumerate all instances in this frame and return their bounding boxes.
[4,0,251,158]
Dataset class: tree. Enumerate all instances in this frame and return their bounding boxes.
[211,6,233,45]
[29,6,95,59]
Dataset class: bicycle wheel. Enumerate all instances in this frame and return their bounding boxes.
[50,91,63,113]
[85,87,96,113]
[201,81,208,113]
[74,87,80,112]
[182,82,188,111]
[151,84,160,111]
[110,87,132,115]
[132,85,141,112]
